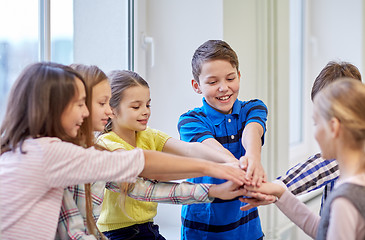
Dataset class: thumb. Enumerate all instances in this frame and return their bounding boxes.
[239,156,248,170]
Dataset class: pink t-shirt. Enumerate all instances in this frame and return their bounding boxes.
[0,137,144,240]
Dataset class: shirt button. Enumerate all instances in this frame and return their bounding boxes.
[228,119,231,123]
[231,135,235,139]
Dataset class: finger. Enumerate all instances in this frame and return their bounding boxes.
[262,172,268,183]
[256,175,264,187]
[228,168,245,186]
[240,204,255,211]
[251,172,260,187]
[245,165,254,181]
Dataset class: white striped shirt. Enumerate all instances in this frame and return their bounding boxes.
[0,137,144,240]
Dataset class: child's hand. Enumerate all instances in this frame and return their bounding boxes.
[239,156,267,187]
[239,181,285,211]
[223,161,251,185]
[208,181,246,200]
[244,181,285,197]
[205,162,246,186]
[239,192,277,211]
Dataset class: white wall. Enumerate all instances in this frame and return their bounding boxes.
[74,0,129,73]
[136,1,364,239]
[135,1,224,238]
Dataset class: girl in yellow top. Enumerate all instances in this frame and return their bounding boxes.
[96,70,245,239]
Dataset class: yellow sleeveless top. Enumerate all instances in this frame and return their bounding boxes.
[95,128,170,232]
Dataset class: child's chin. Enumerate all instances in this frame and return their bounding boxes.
[216,105,234,114]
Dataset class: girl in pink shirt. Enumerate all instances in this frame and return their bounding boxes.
[0,62,246,240]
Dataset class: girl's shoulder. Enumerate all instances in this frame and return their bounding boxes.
[138,127,170,140]
[96,132,132,151]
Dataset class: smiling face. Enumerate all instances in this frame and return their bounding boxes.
[112,85,151,134]
[61,77,89,138]
[192,59,240,114]
[92,80,112,131]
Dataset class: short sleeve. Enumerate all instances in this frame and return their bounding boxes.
[178,111,214,143]
[243,99,267,133]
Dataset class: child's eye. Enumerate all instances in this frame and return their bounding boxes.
[99,102,106,106]
[208,81,216,85]
[132,106,139,109]
[147,104,151,108]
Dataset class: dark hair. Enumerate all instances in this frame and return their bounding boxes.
[311,61,362,101]
[191,40,239,83]
[1,62,87,154]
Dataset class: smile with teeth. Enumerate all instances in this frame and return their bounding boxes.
[217,95,231,101]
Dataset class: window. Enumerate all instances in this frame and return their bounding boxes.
[0,0,39,121]
[0,0,133,123]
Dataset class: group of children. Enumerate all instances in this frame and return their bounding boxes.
[0,39,364,240]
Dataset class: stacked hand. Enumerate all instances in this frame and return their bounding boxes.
[239,181,286,211]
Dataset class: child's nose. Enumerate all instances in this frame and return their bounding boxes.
[83,106,90,118]
[219,82,228,91]
[105,105,112,116]
[142,106,150,115]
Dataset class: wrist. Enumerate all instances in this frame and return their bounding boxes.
[207,184,217,198]
[274,186,286,198]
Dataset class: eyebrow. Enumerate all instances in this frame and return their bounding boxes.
[130,99,151,104]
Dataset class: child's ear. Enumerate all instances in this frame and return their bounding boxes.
[191,79,202,94]
[330,117,340,138]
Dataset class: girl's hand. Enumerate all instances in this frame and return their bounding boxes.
[239,181,285,211]
[204,162,246,186]
[239,156,267,187]
[244,181,285,197]
[208,181,247,200]
[239,191,277,211]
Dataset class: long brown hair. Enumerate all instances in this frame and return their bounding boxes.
[70,64,108,239]
[1,62,89,154]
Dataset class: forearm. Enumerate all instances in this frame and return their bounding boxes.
[187,142,236,163]
[128,178,213,204]
[201,138,236,158]
[163,138,236,163]
[275,190,319,238]
[140,150,209,180]
[242,122,263,159]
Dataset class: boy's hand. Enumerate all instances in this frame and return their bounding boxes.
[239,155,267,187]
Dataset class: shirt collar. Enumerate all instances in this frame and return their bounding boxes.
[202,98,240,125]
